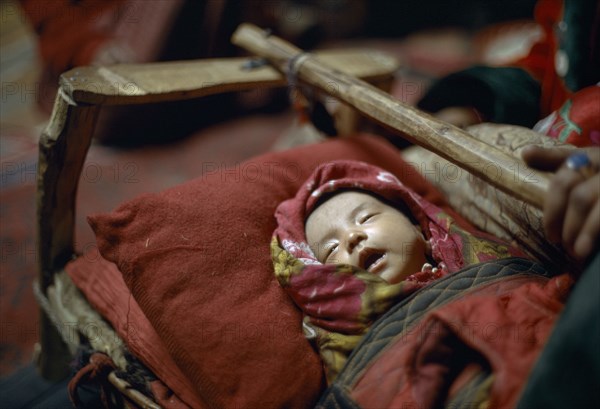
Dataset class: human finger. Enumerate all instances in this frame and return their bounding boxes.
[573,197,600,261]
[521,145,574,171]
[562,173,600,257]
[543,155,592,243]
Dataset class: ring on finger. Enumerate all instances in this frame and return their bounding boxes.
[565,152,597,179]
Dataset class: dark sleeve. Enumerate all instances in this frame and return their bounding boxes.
[417,65,541,127]
[516,251,600,409]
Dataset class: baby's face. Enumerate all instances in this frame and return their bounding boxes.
[305,191,427,284]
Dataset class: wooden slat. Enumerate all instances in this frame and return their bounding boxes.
[60,50,399,105]
[36,91,100,379]
[38,92,99,288]
[231,23,550,209]
[108,372,163,409]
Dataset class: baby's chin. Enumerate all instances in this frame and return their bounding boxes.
[381,258,424,284]
[380,266,412,285]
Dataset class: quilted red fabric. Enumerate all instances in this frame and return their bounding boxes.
[351,273,572,409]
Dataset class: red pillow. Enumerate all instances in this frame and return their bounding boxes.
[65,251,203,408]
[89,134,450,408]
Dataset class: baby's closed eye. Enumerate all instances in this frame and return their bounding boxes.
[324,242,339,262]
[358,212,377,224]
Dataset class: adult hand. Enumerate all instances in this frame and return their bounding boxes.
[522,146,600,261]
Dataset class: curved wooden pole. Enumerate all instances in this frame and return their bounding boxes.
[232,23,550,209]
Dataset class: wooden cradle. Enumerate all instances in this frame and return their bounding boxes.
[35,42,400,407]
[35,24,569,408]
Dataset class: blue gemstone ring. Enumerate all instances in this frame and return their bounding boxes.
[565,152,595,178]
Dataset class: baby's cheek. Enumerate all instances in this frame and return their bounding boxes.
[401,240,427,270]
[400,239,424,260]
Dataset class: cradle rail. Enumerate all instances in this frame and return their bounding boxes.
[35,50,399,381]
[232,23,552,209]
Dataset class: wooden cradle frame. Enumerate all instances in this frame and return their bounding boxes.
[34,47,399,406]
[35,24,559,407]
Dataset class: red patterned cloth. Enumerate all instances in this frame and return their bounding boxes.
[515,0,599,145]
[534,85,600,146]
[271,160,524,381]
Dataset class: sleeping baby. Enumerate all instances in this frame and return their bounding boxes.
[305,189,431,285]
[271,159,523,381]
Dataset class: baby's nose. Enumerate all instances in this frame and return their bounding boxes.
[346,230,366,252]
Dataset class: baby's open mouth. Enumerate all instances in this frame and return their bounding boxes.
[362,250,386,274]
